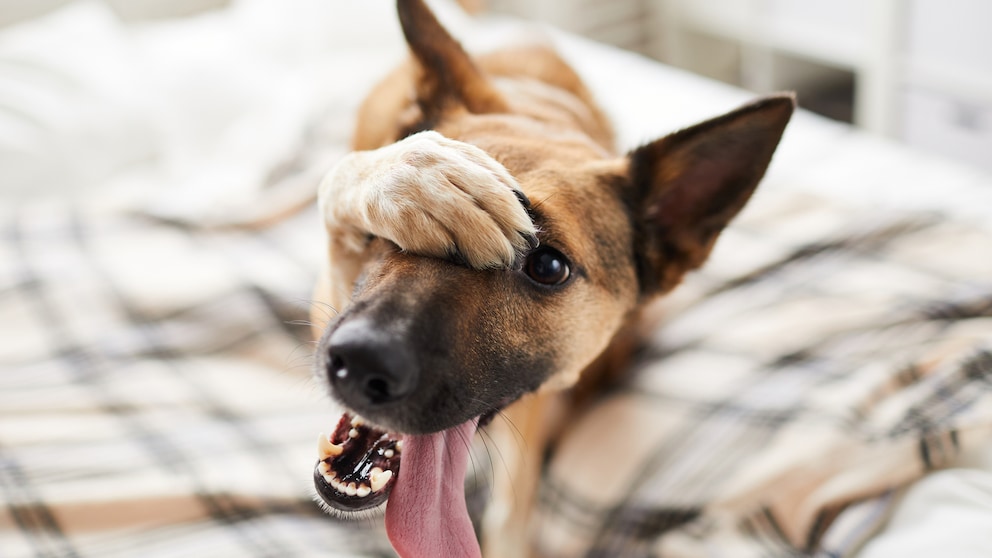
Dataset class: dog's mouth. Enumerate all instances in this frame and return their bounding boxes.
[313,413,401,512]
[314,412,485,557]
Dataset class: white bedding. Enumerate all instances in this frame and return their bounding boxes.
[2,1,991,556]
[4,0,992,220]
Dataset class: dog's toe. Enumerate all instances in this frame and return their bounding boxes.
[523,231,539,250]
[512,189,533,210]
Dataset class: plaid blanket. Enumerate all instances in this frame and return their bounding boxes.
[3,174,992,558]
[0,199,397,557]
[534,190,992,557]
[4,1,992,557]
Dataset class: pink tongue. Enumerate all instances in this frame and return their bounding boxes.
[385,419,481,558]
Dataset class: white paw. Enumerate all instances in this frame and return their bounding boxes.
[319,131,537,269]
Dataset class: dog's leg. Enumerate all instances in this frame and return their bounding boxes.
[315,130,538,311]
[483,391,565,558]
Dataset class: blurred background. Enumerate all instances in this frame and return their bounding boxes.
[490,0,992,174]
[1,0,990,181]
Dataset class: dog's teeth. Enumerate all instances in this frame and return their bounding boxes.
[370,468,393,492]
[322,472,334,484]
[318,461,331,475]
[351,416,364,427]
[356,484,371,497]
[384,449,394,459]
[345,482,358,496]
[318,433,343,459]
[394,440,403,454]
[348,428,359,439]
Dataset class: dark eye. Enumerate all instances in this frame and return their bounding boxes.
[524,247,571,286]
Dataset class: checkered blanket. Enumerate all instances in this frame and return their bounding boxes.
[0,199,397,557]
[534,191,992,557]
[3,170,992,558]
[2,4,992,555]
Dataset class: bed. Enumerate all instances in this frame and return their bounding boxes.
[2,1,991,556]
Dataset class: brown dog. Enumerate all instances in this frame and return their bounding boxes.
[310,1,793,556]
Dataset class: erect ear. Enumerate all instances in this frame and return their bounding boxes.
[627,94,795,296]
[397,0,506,123]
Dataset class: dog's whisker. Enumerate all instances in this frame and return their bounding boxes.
[475,426,504,499]
[294,297,340,313]
[291,297,341,329]
[492,408,529,455]
[530,192,560,212]
[279,341,319,378]
[449,422,485,496]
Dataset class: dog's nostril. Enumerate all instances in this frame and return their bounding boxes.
[364,377,392,403]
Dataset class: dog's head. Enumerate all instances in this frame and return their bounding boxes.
[311,0,792,549]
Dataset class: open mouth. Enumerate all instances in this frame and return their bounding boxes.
[314,411,486,557]
[313,413,401,512]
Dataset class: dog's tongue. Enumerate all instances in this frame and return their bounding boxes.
[385,419,481,558]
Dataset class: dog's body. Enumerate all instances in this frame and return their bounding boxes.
[311,1,793,556]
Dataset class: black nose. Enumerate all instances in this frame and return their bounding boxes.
[326,320,418,407]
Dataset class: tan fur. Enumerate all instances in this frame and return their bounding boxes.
[318,131,537,312]
[316,51,637,551]
[312,2,792,555]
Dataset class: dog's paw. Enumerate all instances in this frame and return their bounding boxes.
[319,131,538,269]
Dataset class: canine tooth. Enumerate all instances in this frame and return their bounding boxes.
[346,482,358,496]
[370,468,393,492]
[384,449,394,459]
[318,461,331,474]
[394,440,403,453]
[348,428,359,439]
[318,434,343,459]
[351,416,364,427]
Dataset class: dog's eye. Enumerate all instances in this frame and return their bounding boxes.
[524,247,571,286]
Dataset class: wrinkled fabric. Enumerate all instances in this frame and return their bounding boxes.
[3,1,992,557]
[535,193,992,557]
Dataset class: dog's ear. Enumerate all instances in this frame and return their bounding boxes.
[627,94,795,296]
[397,0,507,122]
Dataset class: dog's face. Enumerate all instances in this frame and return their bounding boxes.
[315,150,640,435]
[314,95,793,435]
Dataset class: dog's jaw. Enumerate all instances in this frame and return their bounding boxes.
[313,412,484,557]
[313,413,400,513]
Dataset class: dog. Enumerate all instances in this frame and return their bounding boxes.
[310,1,793,556]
